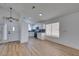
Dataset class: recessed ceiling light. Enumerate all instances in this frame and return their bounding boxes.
[39,13,43,16]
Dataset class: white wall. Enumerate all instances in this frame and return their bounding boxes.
[0,24,3,41]
[20,20,28,43]
[3,24,7,40]
[45,12,79,49]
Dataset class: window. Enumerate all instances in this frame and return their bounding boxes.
[46,24,52,36]
[28,24,32,31]
[45,22,59,38]
[52,22,59,38]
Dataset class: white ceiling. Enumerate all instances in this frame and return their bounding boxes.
[0,3,79,23]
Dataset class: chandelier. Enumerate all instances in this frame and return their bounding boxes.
[3,7,19,22]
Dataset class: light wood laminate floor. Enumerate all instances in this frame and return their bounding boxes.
[0,38,79,56]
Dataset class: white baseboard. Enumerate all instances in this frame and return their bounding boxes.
[45,36,79,50]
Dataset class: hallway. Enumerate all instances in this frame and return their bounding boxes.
[0,38,79,56]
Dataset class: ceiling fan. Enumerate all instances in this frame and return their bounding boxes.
[3,7,19,22]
